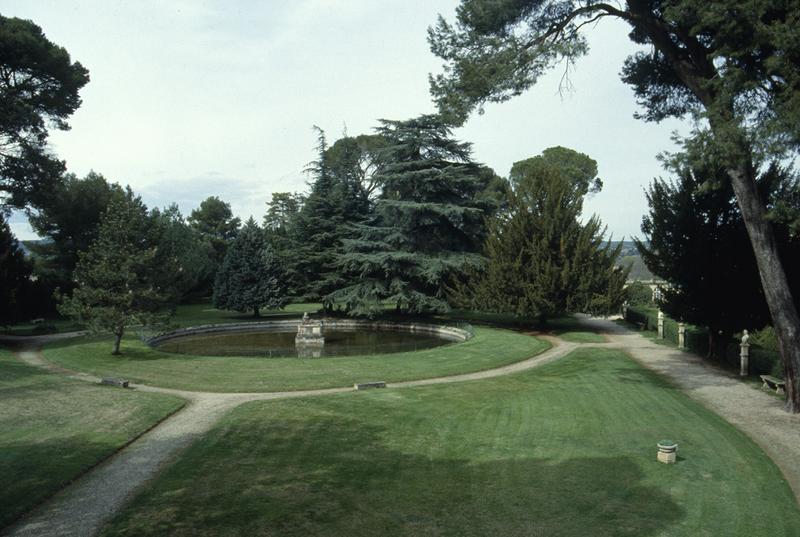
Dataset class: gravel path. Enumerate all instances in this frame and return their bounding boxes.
[577,315,800,503]
[5,322,800,536]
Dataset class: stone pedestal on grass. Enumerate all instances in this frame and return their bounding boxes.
[657,440,678,464]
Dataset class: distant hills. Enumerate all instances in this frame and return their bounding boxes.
[609,240,655,281]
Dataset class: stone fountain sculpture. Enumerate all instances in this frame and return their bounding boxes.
[296,312,324,357]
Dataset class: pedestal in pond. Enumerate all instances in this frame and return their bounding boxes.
[295,312,325,357]
[296,345,323,358]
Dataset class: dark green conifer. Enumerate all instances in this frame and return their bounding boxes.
[329,115,495,316]
[457,148,627,322]
[0,213,32,326]
[289,128,371,303]
[213,218,287,317]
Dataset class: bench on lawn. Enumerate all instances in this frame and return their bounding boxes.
[354,381,386,390]
[101,377,130,388]
[760,375,786,394]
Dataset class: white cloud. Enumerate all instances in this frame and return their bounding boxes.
[4,0,687,242]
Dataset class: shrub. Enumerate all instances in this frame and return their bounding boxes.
[750,326,778,352]
[625,281,653,306]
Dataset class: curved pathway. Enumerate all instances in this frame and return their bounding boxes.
[4,321,800,536]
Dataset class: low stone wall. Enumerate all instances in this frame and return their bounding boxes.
[145,319,473,348]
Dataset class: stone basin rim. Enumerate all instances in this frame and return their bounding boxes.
[144,319,474,348]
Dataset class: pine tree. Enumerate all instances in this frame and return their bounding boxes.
[263,192,304,298]
[188,196,241,295]
[456,149,627,323]
[59,191,173,354]
[329,115,495,317]
[213,218,287,317]
[289,128,371,303]
[26,171,125,293]
[150,204,215,303]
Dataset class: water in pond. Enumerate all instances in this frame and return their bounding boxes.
[153,328,454,358]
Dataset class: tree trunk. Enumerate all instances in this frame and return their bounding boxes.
[726,164,800,412]
[112,328,124,355]
[253,307,260,318]
[622,1,800,412]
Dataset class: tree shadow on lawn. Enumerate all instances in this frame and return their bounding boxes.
[0,353,56,384]
[106,414,686,537]
[43,335,182,363]
[609,366,680,390]
[0,436,126,530]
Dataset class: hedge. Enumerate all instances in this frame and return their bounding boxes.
[624,305,781,378]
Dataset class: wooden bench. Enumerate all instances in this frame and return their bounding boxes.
[633,321,646,331]
[760,375,786,394]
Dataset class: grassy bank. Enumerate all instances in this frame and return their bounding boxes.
[0,349,185,529]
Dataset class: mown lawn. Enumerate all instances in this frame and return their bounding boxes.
[101,348,800,537]
[0,317,85,336]
[450,309,606,342]
[43,327,549,393]
[166,302,322,327]
[0,349,185,530]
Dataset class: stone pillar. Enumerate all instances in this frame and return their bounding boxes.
[657,310,665,339]
[622,302,628,320]
[740,330,750,377]
[677,323,686,348]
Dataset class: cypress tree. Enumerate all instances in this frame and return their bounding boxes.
[213,218,287,317]
[637,151,800,360]
[456,149,627,323]
[329,115,494,317]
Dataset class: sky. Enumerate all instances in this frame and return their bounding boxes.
[4,0,689,241]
